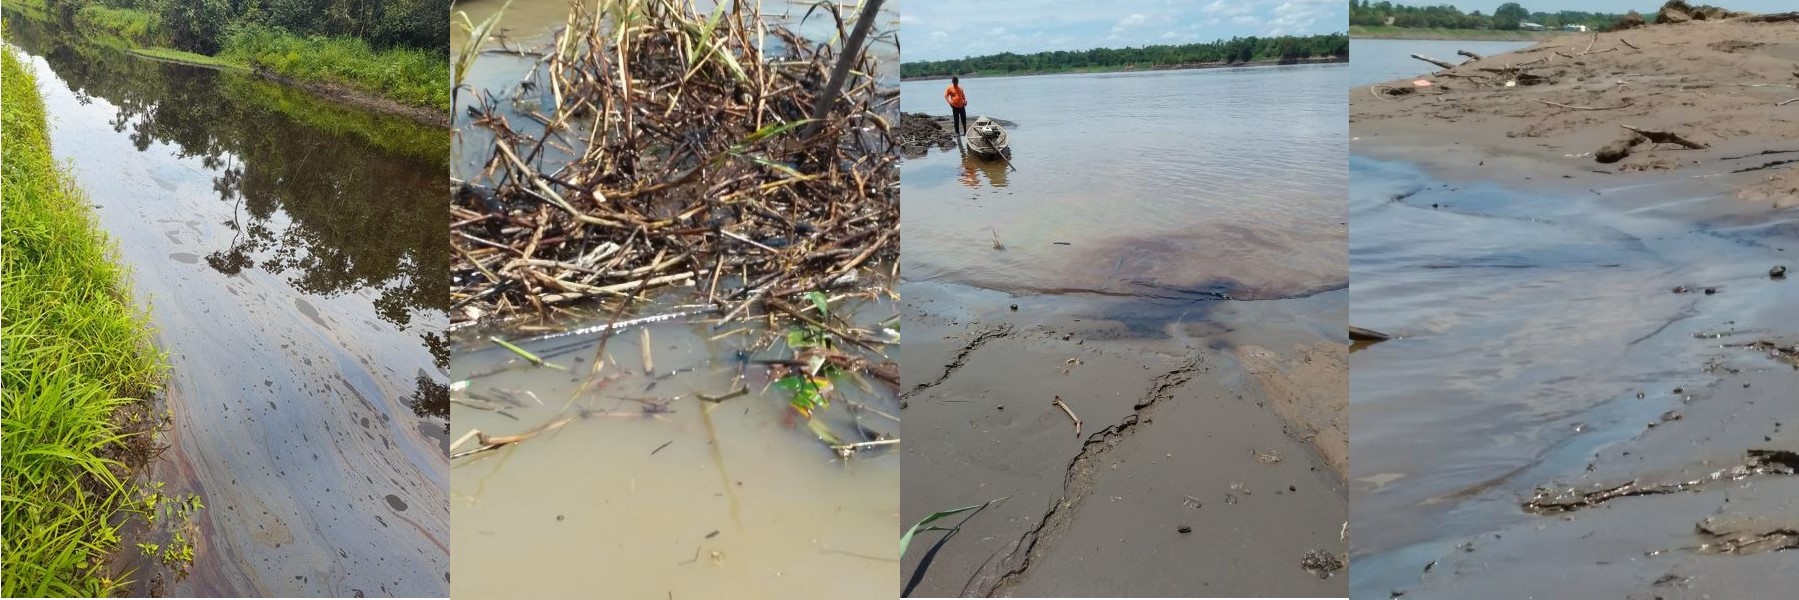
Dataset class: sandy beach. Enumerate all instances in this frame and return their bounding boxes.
[1351,10,1798,205]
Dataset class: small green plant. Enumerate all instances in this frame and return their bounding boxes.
[774,292,841,418]
[900,497,1007,556]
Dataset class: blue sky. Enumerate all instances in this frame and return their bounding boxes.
[900,0,1349,62]
[1383,1,1793,13]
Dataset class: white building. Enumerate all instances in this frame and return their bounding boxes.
[1520,22,1546,31]
[1562,24,1589,32]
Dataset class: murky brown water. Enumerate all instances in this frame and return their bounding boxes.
[449,302,900,599]
[7,16,447,596]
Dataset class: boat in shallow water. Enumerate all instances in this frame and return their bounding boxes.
[965,116,1009,158]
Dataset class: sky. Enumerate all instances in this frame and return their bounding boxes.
[1381,0,1793,14]
[899,0,1349,62]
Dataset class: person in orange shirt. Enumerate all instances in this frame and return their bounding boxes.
[944,76,968,137]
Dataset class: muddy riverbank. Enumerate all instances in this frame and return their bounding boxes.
[7,17,448,596]
[1348,18,1798,591]
[900,282,1348,597]
[897,64,1349,596]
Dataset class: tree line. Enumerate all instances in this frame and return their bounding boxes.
[1349,1,1627,31]
[42,0,445,54]
[901,33,1349,79]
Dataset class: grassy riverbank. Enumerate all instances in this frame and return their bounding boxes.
[1349,25,1557,41]
[1,49,168,597]
[14,2,448,113]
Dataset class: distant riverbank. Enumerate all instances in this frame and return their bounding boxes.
[1349,25,1558,41]
[900,55,1346,81]
[6,2,447,124]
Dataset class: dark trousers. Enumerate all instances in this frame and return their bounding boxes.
[951,106,967,136]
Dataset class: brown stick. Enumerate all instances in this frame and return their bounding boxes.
[1052,396,1082,437]
[1534,99,1633,111]
[1410,54,1458,70]
[1620,125,1709,150]
[1456,49,1483,60]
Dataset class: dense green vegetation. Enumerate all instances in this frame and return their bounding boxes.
[218,24,448,111]
[1,47,168,598]
[1348,25,1553,40]
[1349,1,1627,32]
[901,33,1349,79]
[19,0,448,110]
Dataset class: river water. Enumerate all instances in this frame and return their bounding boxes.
[448,3,902,598]
[897,66,1349,316]
[6,15,448,597]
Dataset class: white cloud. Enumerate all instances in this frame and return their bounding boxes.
[1202,0,1252,17]
[1232,15,1260,25]
[1113,13,1149,32]
[929,30,948,40]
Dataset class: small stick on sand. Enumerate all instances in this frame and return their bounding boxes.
[1456,49,1484,60]
[1620,125,1709,150]
[1620,38,1640,50]
[1534,99,1633,111]
[1779,97,1799,107]
[1052,396,1082,437]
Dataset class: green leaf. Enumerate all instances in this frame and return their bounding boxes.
[807,291,830,317]
[899,497,1007,556]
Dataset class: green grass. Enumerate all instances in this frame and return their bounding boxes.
[3,0,52,23]
[9,4,447,112]
[220,25,451,112]
[128,46,242,70]
[1350,25,1559,41]
[222,73,450,163]
[73,5,160,47]
[2,48,167,598]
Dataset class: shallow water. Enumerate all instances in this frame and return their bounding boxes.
[449,302,900,599]
[7,17,448,596]
[1347,154,1799,598]
[1347,39,1533,85]
[898,66,1348,310]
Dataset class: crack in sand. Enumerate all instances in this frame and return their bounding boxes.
[965,358,1203,597]
[902,324,1014,400]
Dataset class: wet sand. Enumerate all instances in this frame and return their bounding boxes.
[1348,10,1799,599]
[900,283,1348,597]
